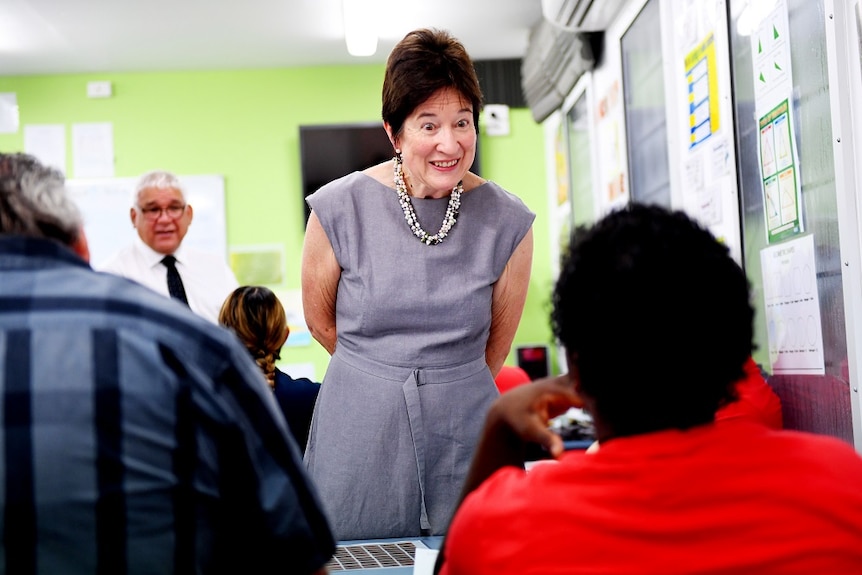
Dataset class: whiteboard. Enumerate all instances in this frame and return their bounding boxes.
[66,174,227,268]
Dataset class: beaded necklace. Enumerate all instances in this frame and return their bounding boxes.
[393,155,462,246]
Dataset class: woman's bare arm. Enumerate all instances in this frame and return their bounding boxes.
[301,212,341,355]
[485,228,534,378]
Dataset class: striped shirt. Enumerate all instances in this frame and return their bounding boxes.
[0,236,335,574]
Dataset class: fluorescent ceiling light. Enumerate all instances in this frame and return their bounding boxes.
[343,0,378,57]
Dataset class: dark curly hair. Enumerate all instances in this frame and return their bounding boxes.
[551,204,754,436]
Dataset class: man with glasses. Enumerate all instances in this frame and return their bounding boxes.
[101,170,239,323]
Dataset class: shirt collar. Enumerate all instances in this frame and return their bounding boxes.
[0,235,92,271]
[135,235,187,268]
[582,419,766,462]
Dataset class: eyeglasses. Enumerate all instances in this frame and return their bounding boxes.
[138,204,186,221]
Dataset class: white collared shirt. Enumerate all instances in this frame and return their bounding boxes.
[98,236,239,324]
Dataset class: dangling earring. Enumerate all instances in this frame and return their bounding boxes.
[394,148,402,161]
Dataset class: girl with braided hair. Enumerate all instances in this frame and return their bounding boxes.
[219,286,320,454]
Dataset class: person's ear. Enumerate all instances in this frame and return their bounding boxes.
[185,204,194,224]
[572,375,584,397]
[566,352,583,395]
[130,206,138,227]
[72,230,91,262]
[384,122,398,151]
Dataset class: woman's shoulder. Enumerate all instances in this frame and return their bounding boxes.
[307,167,389,210]
[467,178,535,219]
[314,170,374,193]
[461,170,486,192]
[362,160,395,188]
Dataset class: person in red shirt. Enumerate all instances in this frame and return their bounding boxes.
[435,205,862,575]
[717,357,783,429]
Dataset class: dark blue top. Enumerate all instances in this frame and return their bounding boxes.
[0,236,335,574]
[273,368,320,454]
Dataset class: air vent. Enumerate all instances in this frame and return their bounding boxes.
[474,59,526,108]
[522,0,627,122]
[521,21,600,122]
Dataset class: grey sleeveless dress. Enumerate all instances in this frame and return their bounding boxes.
[304,171,535,540]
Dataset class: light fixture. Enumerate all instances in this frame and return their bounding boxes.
[342,0,378,57]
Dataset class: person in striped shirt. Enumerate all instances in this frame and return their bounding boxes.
[0,153,335,574]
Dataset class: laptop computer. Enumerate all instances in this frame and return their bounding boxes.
[326,536,443,574]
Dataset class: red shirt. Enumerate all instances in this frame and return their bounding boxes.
[441,420,862,574]
[716,357,783,429]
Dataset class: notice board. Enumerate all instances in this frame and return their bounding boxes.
[66,174,227,268]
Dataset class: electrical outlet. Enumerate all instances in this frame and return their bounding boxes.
[483,104,510,136]
[87,81,112,99]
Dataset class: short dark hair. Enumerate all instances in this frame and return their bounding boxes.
[0,152,82,246]
[551,204,754,435]
[382,28,483,139]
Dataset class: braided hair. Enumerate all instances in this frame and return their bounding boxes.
[218,286,288,389]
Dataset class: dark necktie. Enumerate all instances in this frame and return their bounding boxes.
[161,255,189,306]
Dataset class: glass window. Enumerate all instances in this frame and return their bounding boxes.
[621,0,672,208]
[566,92,596,227]
[729,0,852,442]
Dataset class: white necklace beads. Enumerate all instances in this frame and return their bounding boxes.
[393,155,462,246]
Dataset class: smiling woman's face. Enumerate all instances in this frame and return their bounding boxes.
[390,86,477,199]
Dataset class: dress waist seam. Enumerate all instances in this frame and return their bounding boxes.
[333,346,488,383]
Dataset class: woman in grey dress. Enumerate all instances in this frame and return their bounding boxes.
[301,28,535,541]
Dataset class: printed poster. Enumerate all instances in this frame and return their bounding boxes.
[0,93,19,134]
[24,124,66,174]
[760,234,825,375]
[671,0,741,264]
[595,79,627,211]
[686,32,720,149]
[751,0,803,243]
[72,122,115,178]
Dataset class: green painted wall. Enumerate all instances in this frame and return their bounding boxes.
[0,65,556,378]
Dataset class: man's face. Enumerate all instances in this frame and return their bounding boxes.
[131,186,193,255]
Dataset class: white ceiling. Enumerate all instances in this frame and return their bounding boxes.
[0,0,545,76]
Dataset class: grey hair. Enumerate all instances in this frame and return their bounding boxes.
[0,153,83,246]
[133,170,186,206]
